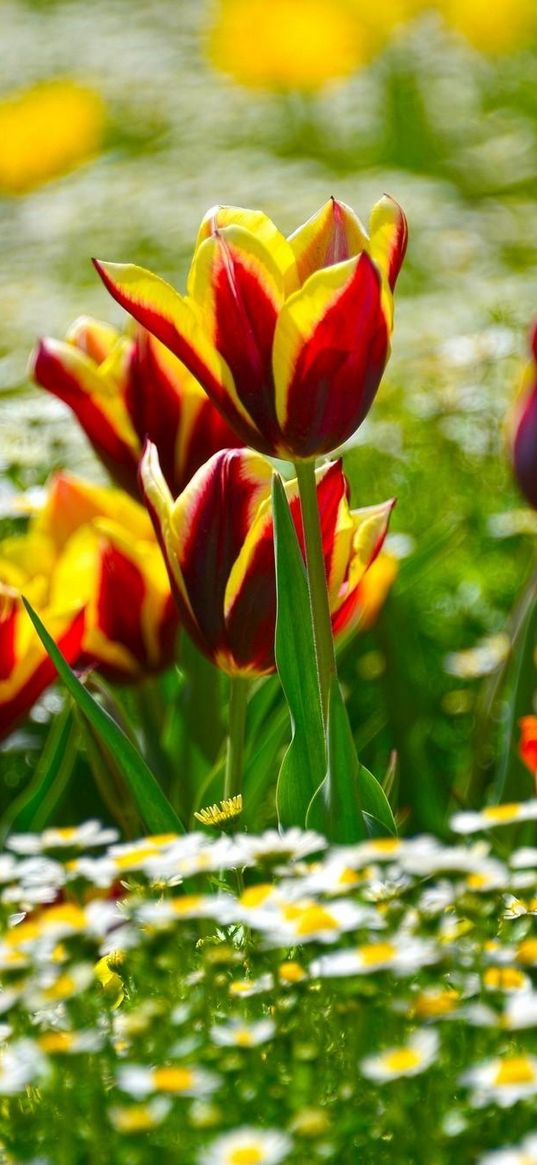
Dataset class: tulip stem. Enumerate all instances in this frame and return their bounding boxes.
[294,458,337,723]
[224,675,249,803]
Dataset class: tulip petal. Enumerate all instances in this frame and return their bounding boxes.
[331,497,396,637]
[288,198,369,284]
[273,253,390,458]
[170,448,272,668]
[195,205,298,292]
[188,226,286,449]
[93,260,261,449]
[0,592,85,741]
[368,195,408,291]
[31,337,140,494]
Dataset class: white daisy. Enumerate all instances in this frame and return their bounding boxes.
[198,1126,292,1165]
[360,1030,439,1082]
[476,1133,537,1164]
[461,1053,537,1107]
[451,802,537,835]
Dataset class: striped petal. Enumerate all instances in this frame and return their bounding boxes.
[273,253,390,458]
[83,529,178,681]
[0,590,85,741]
[288,198,369,284]
[187,226,286,450]
[369,195,408,292]
[31,336,140,495]
[331,498,396,638]
[195,205,298,293]
[140,443,272,672]
[94,260,261,450]
[512,324,537,510]
[224,459,347,674]
[127,331,243,496]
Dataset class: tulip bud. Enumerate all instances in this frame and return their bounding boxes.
[31,318,243,498]
[140,442,394,676]
[512,325,537,510]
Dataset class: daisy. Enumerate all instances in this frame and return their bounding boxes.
[6,820,118,854]
[198,1127,292,1165]
[210,1018,276,1048]
[310,935,439,978]
[117,1063,219,1099]
[476,1133,537,1164]
[360,1030,439,1082]
[451,801,537,834]
[461,1053,537,1107]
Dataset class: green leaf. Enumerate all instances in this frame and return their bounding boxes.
[307,676,365,842]
[359,764,397,837]
[0,702,78,840]
[22,598,184,836]
[307,679,397,841]
[272,474,326,826]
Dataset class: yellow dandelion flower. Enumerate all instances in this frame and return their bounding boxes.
[205,0,367,93]
[194,795,243,827]
[439,0,537,54]
[0,80,105,195]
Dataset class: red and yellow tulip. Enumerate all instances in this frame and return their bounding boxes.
[0,529,84,741]
[31,317,243,498]
[34,474,179,682]
[511,324,537,511]
[141,442,394,676]
[0,474,179,739]
[94,195,407,461]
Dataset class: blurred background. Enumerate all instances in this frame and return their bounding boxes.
[2,0,537,833]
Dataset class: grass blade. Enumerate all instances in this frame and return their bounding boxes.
[22,598,184,835]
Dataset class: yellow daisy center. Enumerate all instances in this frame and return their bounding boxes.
[152,1067,194,1092]
[358,942,396,966]
[383,1048,422,1073]
[494,1057,536,1086]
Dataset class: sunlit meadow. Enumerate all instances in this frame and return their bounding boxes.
[1,1,537,1161]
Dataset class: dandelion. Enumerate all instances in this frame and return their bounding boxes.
[360,1030,439,1082]
[195,796,243,828]
[0,80,105,195]
[198,1126,292,1165]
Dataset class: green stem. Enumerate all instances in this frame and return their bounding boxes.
[223,675,249,802]
[294,458,337,723]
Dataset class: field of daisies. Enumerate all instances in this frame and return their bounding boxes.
[2,1,537,1162]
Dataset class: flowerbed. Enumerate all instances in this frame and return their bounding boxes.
[1,807,537,1164]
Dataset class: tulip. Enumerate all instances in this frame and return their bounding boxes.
[31,317,243,498]
[35,474,179,682]
[512,325,537,511]
[519,716,537,792]
[140,442,394,677]
[0,474,180,740]
[0,533,85,741]
[93,195,407,462]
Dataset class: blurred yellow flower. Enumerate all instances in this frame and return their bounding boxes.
[0,80,105,196]
[439,0,537,53]
[205,0,367,92]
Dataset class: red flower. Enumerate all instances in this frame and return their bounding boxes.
[141,442,394,676]
[31,317,243,498]
[94,196,407,461]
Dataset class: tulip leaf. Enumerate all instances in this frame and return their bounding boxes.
[22,598,184,835]
[306,676,366,842]
[307,677,396,840]
[272,474,326,827]
[0,702,78,840]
